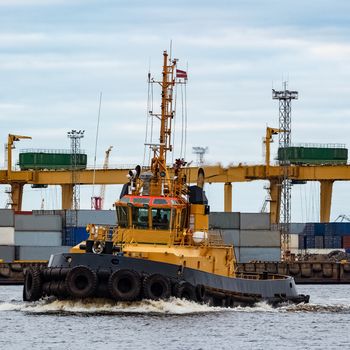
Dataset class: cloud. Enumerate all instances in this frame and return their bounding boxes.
[309,43,350,60]
[0,1,349,216]
[0,0,70,6]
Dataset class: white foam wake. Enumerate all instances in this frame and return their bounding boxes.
[1,297,226,315]
[1,298,349,315]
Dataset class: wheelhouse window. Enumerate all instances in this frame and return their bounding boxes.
[133,197,150,205]
[119,196,130,203]
[153,198,168,205]
[132,207,149,229]
[152,208,171,230]
[116,206,129,228]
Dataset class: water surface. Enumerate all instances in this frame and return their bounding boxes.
[1,285,349,349]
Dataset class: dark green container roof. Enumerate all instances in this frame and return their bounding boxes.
[278,144,348,165]
[19,149,87,170]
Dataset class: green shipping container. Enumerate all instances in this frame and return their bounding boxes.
[19,152,87,170]
[277,146,348,165]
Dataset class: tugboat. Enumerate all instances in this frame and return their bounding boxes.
[23,51,309,306]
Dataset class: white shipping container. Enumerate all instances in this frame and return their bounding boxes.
[221,229,240,246]
[0,209,14,227]
[19,246,71,260]
[0,245,15,262]
[209,212,240,229]
[0,227,15,245]
[65,210,117,227]
[289,234,299,249]
[15,231,62,246]
[240,213,270,230]
[15,214,62,231]
[239,247,281,263]
[239,230,280,247]
[290,223,306,235]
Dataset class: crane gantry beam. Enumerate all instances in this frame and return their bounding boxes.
[0,163,349,222]
[3,164,350,185]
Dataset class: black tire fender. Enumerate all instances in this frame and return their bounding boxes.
[108,269,141,301]
[23,268,43,301]
[195,284,206,302]
[65,265,98,298]
[143,274,171,300]
[174,281,197,301]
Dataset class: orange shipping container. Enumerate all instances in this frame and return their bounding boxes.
[342,236,350,248]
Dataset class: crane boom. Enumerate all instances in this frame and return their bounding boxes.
[99,146,113,209]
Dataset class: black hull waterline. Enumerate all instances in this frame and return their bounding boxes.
[23,253,309,306]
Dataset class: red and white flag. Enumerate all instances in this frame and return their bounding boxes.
[176,69,188,79]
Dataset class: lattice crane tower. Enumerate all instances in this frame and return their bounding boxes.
[67,129,85,210]
[272,83,298,256]
[192,146,208,166]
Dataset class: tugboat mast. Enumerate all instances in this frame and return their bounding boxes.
[159,51,176,165]
[149,51,179,197]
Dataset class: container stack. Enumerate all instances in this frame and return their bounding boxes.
[2,207,350,263]
[209,212,281,263]
[0,209,15,262]
[62,210,117,246]
[290,222,350,251]
[0,210,72,262]
[14,212,68,260]
[0,209,117,262]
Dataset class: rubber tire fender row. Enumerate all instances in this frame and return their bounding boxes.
[44,267,70,281]
[173,281,197,302]
[65,265,98,298]
[108,269,141,301]
[142,274,171,300]
[23,268,43,302]
[195,284,206,302]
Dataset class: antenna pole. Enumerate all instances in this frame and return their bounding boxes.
[92,92,102,197]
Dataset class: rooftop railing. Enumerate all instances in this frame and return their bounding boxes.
[20,149,86,154]
[288,143,346,149]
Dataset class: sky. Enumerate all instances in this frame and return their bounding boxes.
[0,0,350,222]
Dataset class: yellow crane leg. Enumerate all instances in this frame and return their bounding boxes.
[224,182,232,212]
[61,184,73,209]
[320,180,333,222]
[269,179,281,224]
[11,183,23,211]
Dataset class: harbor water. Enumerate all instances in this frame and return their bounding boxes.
[0,285,349,349]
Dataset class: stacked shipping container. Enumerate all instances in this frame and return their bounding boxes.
[2,208,349,263]
[63,210,117,246]
[209,212,281,262]
[0,211,71,261]
[290,222,350,250]
[1,210,279,263]
[0,209,15,261]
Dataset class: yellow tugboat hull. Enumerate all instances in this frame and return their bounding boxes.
[122,243,236,277]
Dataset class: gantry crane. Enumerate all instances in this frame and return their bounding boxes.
[0,133,349,223]
[264,127,283,175]
[261,127,283,218]
[6,134,32,210]
[91,146,113,210]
